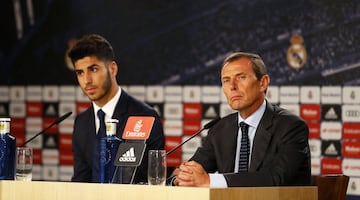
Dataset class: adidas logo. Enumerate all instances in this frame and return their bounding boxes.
[204,106,218,118]
[324,143,338,155]
[119,147,136,162]
[324,107,338,120]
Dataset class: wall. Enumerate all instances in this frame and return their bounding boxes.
[1,84,360,196]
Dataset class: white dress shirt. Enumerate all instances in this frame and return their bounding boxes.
[92,87,121,134]
[209,100,266,188]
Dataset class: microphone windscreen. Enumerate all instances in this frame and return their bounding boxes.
[203,117,221,129]
[54,112,72,125]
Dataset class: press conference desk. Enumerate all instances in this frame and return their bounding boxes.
[0,180,317,200]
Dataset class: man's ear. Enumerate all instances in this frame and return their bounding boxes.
[260,75,270,92]
[109,61,118,76]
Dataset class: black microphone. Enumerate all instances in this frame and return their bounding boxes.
[166,117,221,156]
[21,111,72,147]
[165,117,221,185]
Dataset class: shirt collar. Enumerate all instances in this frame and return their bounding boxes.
[238,99,266,129]
[93,86,122,120]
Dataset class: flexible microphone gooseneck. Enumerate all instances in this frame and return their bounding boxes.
[165,117,221,185]
[166,117,221,156]
[20,111,72,147]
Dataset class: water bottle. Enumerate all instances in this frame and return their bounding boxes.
[0,118,16,180]
[99,119,122,183]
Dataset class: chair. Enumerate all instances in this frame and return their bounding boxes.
[311,175,350,200]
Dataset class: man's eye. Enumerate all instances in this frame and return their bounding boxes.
[222,79,229,84]
[90,68,98,72]
[75,71,83,76]
[238,75,246,80]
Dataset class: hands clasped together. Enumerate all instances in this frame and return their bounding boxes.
[173,161,210,187]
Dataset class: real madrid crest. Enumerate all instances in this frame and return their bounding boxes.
[286,34,307,70]
[64,38,78,71]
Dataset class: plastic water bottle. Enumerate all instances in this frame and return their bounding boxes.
[0,118,16,180]
[99,119,122,183]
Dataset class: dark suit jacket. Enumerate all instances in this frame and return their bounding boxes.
[190,101,311,187]
[71,90,165,183]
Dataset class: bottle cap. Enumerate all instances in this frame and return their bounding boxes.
[0,118,11,122]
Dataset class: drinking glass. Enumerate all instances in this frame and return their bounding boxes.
[15,147,33,181]
[147,150,166,186]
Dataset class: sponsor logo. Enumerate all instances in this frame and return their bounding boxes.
[321,86,342,104]
[119,147,136,162]
[342,159,360,177]
[321,158,342,174]
[343,141,360,158]
[26,102,43,116]
[203,104,219,118]
[343,123,360,139]
[346,110,360,118]
[300,104,320,121]
[183,86,201,103]
[320,122,342,140]
[342,105,360,122]
[183,103,202,119]
[307,122,320,139]
[321,105,341,121]
[122,116,153,140]
[183,120,201,135]
[322,141,340,157]
[164,103,183,119]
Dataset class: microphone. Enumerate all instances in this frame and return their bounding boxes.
[166,117,221,156]
[165,117,221,185]
[20,111,72,147]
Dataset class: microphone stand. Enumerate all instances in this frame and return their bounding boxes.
[20,112,72,147]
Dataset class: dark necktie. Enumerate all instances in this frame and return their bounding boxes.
[92,109,106,182]
[238,122,250,172]
[97,109,106,138]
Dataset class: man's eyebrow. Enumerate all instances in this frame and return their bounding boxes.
[75,64,98,71]
[87,64,98,69]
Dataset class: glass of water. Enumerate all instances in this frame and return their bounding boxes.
[147,150,167,186]
[15,147,33,181]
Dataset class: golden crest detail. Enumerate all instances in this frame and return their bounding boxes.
[286,34,307,70]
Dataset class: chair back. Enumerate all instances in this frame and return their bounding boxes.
[311,175,349,200]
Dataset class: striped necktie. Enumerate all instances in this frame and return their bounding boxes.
[97,109,106,138]
[238,122,250,172]
[92,109,107,182]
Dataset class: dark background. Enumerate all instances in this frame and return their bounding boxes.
[1,1,360,198]
[1,0,359,86]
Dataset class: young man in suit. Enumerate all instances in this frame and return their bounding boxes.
[68,34,165,184]
[173,52,311,187]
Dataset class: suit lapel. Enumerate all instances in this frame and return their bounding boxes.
[86,106,96,137]
[112,90,129,138]
[223,114,240,172]
[249,102,274,171]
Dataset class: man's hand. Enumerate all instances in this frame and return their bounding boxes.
[173,161,210,187]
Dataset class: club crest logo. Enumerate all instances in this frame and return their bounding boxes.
[286,34,307,70]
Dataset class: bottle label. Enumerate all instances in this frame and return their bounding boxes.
[0,120,10,134]
[105,119,118,136]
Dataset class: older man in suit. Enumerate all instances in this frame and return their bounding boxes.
[173,52,311,187]
[68,34,165,184]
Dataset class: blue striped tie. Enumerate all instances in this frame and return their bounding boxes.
[239,122,250,172]
[97,109,106,138]
[92,109,106,182]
